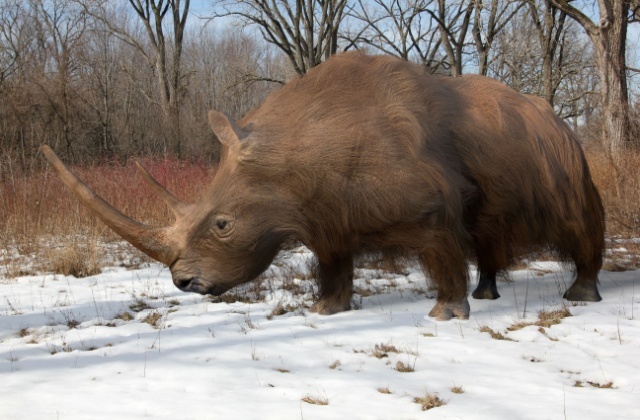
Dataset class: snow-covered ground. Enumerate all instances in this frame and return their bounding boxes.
[1,247,639,419]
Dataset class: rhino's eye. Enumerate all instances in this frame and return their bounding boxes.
[213,216,234,238]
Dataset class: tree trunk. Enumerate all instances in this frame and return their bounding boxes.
[551,0,631,156]
[595,18,630,155]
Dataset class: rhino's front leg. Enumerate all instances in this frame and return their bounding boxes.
[309,254,354,315]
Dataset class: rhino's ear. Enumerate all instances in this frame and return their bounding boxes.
[208,110,247,149]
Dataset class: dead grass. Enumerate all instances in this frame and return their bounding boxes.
[394,360,415,372]
[537,307,572,328]
[0,157,215,277]
[142,312,163,328]
[478,326,515,341]
[355,342,416,359]
[301,394,329,405]
[585,147,640,254]
[574,380,615,389]
[508,307,572,332]
[414,393,446,411]
[47,240,102,278]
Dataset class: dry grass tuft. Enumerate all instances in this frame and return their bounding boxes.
[301,394,329,405]
[377,387,393,394]
[478,326,514,341]
[508,307,571,331]
[414,393,446,411]
[355,342,407,359]
[394,360,415,373]
[142,312,163,328]
[574,380,615,389]
[47,241,101,278]
[450,385,464,394]
[536,307,571,328]
[114,312,134,321]
[129,299,153,313]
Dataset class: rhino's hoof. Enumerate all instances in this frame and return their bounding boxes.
[309,299,351,315]
[471,286,500,300]
[563,284,602,302]
[428,298,470,321]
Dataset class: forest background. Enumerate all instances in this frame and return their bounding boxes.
[1,0,639,275]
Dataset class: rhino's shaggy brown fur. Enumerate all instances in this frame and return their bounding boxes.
[42,52,604,320]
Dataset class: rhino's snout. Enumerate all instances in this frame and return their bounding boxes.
[173,276,195,291]
[172,276,228,296]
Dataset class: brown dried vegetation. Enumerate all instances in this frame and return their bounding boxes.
[414,393,446,411]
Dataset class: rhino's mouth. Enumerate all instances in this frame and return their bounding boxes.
[173,277,230,296]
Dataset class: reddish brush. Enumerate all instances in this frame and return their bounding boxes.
[0,157,216,245]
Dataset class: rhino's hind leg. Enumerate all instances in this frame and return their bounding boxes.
[309,254,353,315]
[564,261,602,302]
[556,209,603,303]
[472,237,506,300]
[471,271,500,300]
[420,229,470,321]
[563,281,602,302]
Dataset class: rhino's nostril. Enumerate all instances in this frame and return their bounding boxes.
[174,277,194,291]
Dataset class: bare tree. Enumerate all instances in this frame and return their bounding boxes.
[471,0,524,75]
[32,0,88,157]
[425,0,474,76]
[551,0,634,154]
[0,1,27,90]
[525,0,567,105]
[83,0,190,156]
[214,0,348,75]
[490,5,596,125]
[345,0,445,69]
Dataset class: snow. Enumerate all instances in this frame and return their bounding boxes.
[1,247,639,419]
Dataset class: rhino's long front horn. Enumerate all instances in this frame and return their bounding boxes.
[41,145,175,265]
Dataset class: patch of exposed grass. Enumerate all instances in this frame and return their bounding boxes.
[508,307,572,332]
[329,360,341,370]
[47,241,101,278]
[574,380,615,389]
[114,311,134,321]
[478,326,514,341]
[355,342,417,360]
[142,312,163,328]
[371,343,399,358]
[450,386,464,394]
[414,393,446,411]
[537,307,571,328]
[129,299,152,312]
[394,360,415,373]
[377,387,392,394]
[301,394,329,405]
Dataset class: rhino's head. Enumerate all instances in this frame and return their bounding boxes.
[42,110,291,295]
